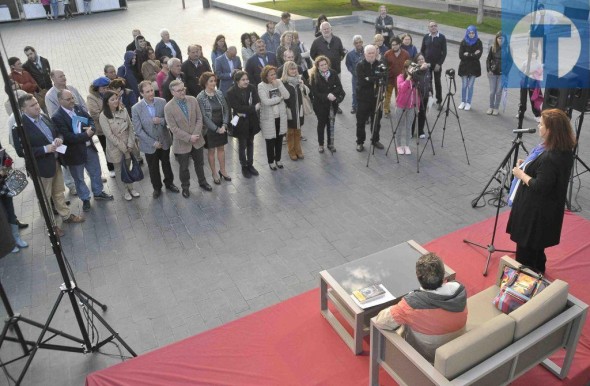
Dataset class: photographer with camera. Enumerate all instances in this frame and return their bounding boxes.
[395,60,421,155]
[411,53,432,139]
[355,45,385,152]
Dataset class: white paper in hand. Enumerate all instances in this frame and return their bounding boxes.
[427,96,435,111]
[231,115,240,126]
[56,144,68,154]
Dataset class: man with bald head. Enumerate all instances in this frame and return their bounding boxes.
[355,45,384,152]
[155,29,182,61]
[52,89,113,212]
[215,46,242,95]
[310,22,346,75]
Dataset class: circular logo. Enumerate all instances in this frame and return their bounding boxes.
[509,10,581,78]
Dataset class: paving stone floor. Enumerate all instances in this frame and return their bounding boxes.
[0,1,589,385]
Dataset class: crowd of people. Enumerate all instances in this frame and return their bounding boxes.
[0,5,560,246]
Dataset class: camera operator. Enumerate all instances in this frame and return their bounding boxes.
[411,53,432,139]
[355,45,385,152]
[395,60,421,155]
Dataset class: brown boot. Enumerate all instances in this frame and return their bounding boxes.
[295,129,304,159]
[287,128,297,160]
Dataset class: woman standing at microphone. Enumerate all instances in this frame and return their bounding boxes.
[506,109,576,274]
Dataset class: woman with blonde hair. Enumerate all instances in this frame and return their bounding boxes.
[281,61,308,160]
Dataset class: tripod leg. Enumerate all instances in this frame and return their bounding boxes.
[448,94,470,165]
[76,287,107,311]
[74,289,137,357]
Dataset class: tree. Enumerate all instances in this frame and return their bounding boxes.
[477,0,485,24]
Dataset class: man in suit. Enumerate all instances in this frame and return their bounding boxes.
[181,45,211,98]
[245,39,277,86]
[164,80,211,198]
[23,46,52,113]
[162,58,186,102]
[214,46,242,95]
[132,81,179,198]
[14,94,84,236]
[51,89,113,212]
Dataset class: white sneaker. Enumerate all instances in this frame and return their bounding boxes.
[486,108,493,115]
[109,170,116,178]
[492,109,499,116]
[458,102,465,110]
[404,146,411,155]
[124,192,132,201]
[396,146,404,155]
[419,134,426,139]
[129,188,140,197]
[464,103,471,111]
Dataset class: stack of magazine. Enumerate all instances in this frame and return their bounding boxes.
[351,284,394,309]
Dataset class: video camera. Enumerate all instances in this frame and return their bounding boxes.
[407,62,426,82]
[372,63,388,82]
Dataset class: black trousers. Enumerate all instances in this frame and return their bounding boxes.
[63,4,73,18]
[176,147,206,189]
[519,87,541,117]
[315,106,330,146]
[238,136,254,167]
[516,244,547,274]
[356,98,381,144]
[0,195,16,224]
[145,148,174,191]
[97,135,114,171]
[431,67,443,104]
[265,118,283,164]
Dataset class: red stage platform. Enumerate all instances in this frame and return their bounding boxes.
[86,212,590,386]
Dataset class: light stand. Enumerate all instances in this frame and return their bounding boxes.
[419,72,470,166]
[0,49,135,385]
[566,111,590,211]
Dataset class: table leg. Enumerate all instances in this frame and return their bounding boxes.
[320,277,328,311]
[354,313,363,354]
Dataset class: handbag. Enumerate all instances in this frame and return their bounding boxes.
[531,88,544,112]
[1,169,28,197]
[301,87,313,116]
[120,154,144,184]
[492,265,549,313]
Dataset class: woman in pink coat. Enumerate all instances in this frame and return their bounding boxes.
[394,60,420,155]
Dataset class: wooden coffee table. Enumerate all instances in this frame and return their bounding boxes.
[319,240,456,355]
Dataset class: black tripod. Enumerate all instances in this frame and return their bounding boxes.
[464,130,530,275]
[566,111,590,211]
[0,50,136,385]
[366,75,395,167]
[419,72,470,165]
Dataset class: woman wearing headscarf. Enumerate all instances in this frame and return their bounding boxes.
[507,109,576,274]
[117,51,140,100]
[457,25,482,111]
[87,76,115,177]
[281,61,307,160]
[226,71,261,178]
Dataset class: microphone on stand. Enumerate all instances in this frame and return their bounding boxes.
[512,128,536,134]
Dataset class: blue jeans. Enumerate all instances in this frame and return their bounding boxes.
[488,74,502,109]
[68,147,104,201]
[51,0,59,18]
[351,75,358,110]
[461,76,476,104]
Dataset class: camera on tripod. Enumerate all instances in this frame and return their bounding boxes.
[445,68,456,79]
[408,62,425,82]
[372,63,388,82]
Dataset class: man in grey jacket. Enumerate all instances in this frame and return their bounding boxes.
[132,81,179,198]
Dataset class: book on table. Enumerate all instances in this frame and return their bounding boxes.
[350,284,395,309]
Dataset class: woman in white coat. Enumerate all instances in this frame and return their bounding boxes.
[257,65,290,170]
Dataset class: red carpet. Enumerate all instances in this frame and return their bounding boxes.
[86,211,590,386]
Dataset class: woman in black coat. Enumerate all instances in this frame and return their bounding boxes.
[309,55,345,153]
[457,25,482,111]
[226,71,261,178]
[506,109,576,274]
